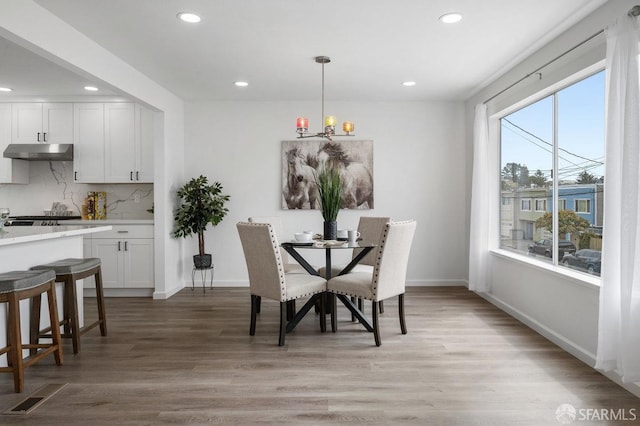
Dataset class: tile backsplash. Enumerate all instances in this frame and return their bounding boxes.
[0,161,154,219]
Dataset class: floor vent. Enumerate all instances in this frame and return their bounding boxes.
[4,383,67,415]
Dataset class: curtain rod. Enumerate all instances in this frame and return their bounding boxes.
[482,5,640,105]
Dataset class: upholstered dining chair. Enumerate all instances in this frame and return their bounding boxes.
[318,216,390,314]
[237,222,327,346]
[326,220,416,346]
[248,216,307,274]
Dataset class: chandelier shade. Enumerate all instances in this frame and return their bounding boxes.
[296,56,355,141]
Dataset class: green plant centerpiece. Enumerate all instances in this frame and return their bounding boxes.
[315,165,342,240]
[173,175,230,268]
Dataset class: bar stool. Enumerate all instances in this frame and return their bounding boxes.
[31,258,106,354]
[0,269,63,393]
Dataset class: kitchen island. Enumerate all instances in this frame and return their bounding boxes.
[0,225,111,366]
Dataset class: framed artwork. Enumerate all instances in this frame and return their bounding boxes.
[282,139,373,210]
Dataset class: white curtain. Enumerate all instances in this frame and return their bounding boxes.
[595,13,640,382]
[469,103,490,293]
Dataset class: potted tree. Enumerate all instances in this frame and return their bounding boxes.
[173,175,230,268]
[315,165,342,240]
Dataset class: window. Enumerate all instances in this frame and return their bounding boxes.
[575,199,591,213]
[500,70,605,277]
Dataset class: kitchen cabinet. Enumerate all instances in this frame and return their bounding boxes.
[73,103,105,183]
[87,224,154,289]
[74,103,155,183]
[0,104,28,184]
[135,104,155,182]
[11,102,73,143]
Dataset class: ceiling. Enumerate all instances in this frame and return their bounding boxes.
[2,0,607,102]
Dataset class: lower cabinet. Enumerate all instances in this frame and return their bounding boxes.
[85,224,154,289]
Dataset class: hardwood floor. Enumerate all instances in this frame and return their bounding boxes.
[0,287,637,425]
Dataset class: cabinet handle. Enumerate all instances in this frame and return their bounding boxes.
[136,171,139,181]
[124,241,128,251]
[117,230,129,234]
[118,241,122,251]
[43,132,47,142]
[130,171,134,181]
[74,171,78,181]
[37,132,40,142]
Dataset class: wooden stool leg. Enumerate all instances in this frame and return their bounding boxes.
[29,293,42,356]
[63,278,73,337]
[94,269,107,336]
[46,281,63,366]
[64,276,81,354]
[8,293,25,393]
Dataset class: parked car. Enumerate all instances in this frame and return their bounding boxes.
[562,249,602,275]
[527,239,576,258]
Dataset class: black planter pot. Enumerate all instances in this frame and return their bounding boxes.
[193,254,212,269]
[323,220,338,240]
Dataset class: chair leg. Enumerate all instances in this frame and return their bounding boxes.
[278,302,287,346]
[399,294,407,334]
[249,295,258,336]
[373,301,381,347]
[46,282,63,366]
[94,268,108,336]
[319,295,326,332]
[379,300,385,314]
[29,293,42,356]
[8,293,25,393]
[66,277,81,354]
[330,293,338,332]
[256,296,261,313]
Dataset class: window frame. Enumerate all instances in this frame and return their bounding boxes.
[493,64,605,281]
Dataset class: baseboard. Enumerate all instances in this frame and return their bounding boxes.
[479,292,640,398]
[84,288,154,298]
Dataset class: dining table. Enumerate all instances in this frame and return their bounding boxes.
[280,240,376,333]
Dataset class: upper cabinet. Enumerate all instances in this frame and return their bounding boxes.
[73,103,105,183]
[0,104,28,184]
[74,103,155,183]
[11,103,73,144]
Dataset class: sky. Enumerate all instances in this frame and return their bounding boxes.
[501,70,605,183]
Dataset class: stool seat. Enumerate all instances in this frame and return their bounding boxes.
[0,270,56,293]
[31,258,101,275]
[30,258,106,354]
[0,270,63,393]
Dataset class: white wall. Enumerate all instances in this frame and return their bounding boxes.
[464,0,640,395]
[0,0,185,299]
[184,100,467,286]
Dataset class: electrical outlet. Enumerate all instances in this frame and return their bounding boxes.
[134,194,141,203]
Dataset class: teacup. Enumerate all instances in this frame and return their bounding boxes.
[337,229,348,239]
[348,230,361,242]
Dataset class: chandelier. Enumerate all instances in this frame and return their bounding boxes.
[296,56,355,141]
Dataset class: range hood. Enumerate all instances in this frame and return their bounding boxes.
[3,144,74,161]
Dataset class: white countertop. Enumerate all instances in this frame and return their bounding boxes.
[64,219,154,225]
[0,225,112,246]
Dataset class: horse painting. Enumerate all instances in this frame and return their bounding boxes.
[317,142,374,209]
[283,147,318,209]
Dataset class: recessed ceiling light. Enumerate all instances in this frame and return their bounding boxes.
[177,12,201,23]
[439,13,462,24]
[402,81,417,87]
[0,87,12,92]
[84,86,99,91]
[234,81,249,87]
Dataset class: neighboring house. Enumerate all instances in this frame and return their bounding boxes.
[501,183,604,242]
